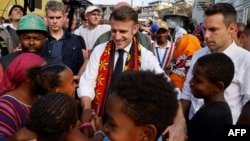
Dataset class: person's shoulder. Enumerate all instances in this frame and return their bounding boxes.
[66,33,83,42]
[98,24,111,29]
[234,45,250,56]
[140,44,152,54]
[201,101,232,118]
[194,46,209,54]
[231,45,250,64]
[97,24,111,33]
[0,52,20,62]
[0,95,18,106]
[92,42,108,54]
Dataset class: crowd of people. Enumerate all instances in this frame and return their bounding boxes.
[0,1,250,141]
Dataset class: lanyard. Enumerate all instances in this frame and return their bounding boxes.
[156,47,168,68]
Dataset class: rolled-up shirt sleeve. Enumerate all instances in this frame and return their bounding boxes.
[77,43,106,100]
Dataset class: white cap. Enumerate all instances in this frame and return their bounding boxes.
[85,6,102,16]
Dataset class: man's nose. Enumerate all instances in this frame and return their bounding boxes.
[114,32,121,40]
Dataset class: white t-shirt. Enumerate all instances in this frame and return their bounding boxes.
[181,42,250,124]
[79,24,111,50]
[74,26,84,36]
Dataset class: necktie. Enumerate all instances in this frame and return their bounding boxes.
[113,49,124,80]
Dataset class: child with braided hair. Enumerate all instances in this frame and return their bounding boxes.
[25,93,85,141]
[28,64,77,97]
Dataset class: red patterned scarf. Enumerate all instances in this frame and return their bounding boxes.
[93,38,141,116]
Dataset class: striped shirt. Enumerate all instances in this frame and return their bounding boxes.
[0,95,30,138]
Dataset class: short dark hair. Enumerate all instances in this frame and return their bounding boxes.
[111,70,178,138]
[27,64,68,95]
[26,93,78,141]
[45,0,65,15]
[8,5,24,16]
[110,6,138,24]
[196,53,234,89]
[205,3,236,26]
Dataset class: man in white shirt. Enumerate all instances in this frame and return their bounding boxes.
[78,6,186,141]
[181,3,250,124]
[78,6,163,117]
[152,21,174,73]
[78,5,111,56]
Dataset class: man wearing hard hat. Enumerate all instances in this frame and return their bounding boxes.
[0,13,47,81]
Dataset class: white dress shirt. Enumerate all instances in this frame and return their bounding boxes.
[77,41,165,100]
[181,42,250,124]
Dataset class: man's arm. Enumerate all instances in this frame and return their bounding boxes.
[181,99,191,119]
[162,102,187,141]
[77,49,89,76]
[77,44,106,120]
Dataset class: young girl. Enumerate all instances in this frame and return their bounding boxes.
[26,93,87,141]
[29,64,76,97]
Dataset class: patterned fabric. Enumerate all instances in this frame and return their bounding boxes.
[0,95,30,137]
[94,38,141,116]
[169,34,201,90]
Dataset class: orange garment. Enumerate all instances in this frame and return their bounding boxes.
[169,34,201,90]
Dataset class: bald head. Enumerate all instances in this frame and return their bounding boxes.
[114,1,130,10]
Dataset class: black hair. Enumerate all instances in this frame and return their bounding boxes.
[196,53,234,89]
[111,70,178,138]
[110,6,138,24]
[8,5,24,16]
[205,3,236,26]
[26,93,78,141]
[27,64,68,95]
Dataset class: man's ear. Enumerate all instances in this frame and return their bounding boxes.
[228,23,237,34]
[140,124,157,141]
[214,82,225,92]
[133,24,139,35]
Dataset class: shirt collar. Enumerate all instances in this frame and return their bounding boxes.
[223,41,238,56]
[116,42,132,53]
[9,23,16,30]
[156,40,171,48]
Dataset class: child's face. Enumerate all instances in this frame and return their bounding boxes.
[190,64,217,99]
[57,68,76,98]
[104,94,144,141]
